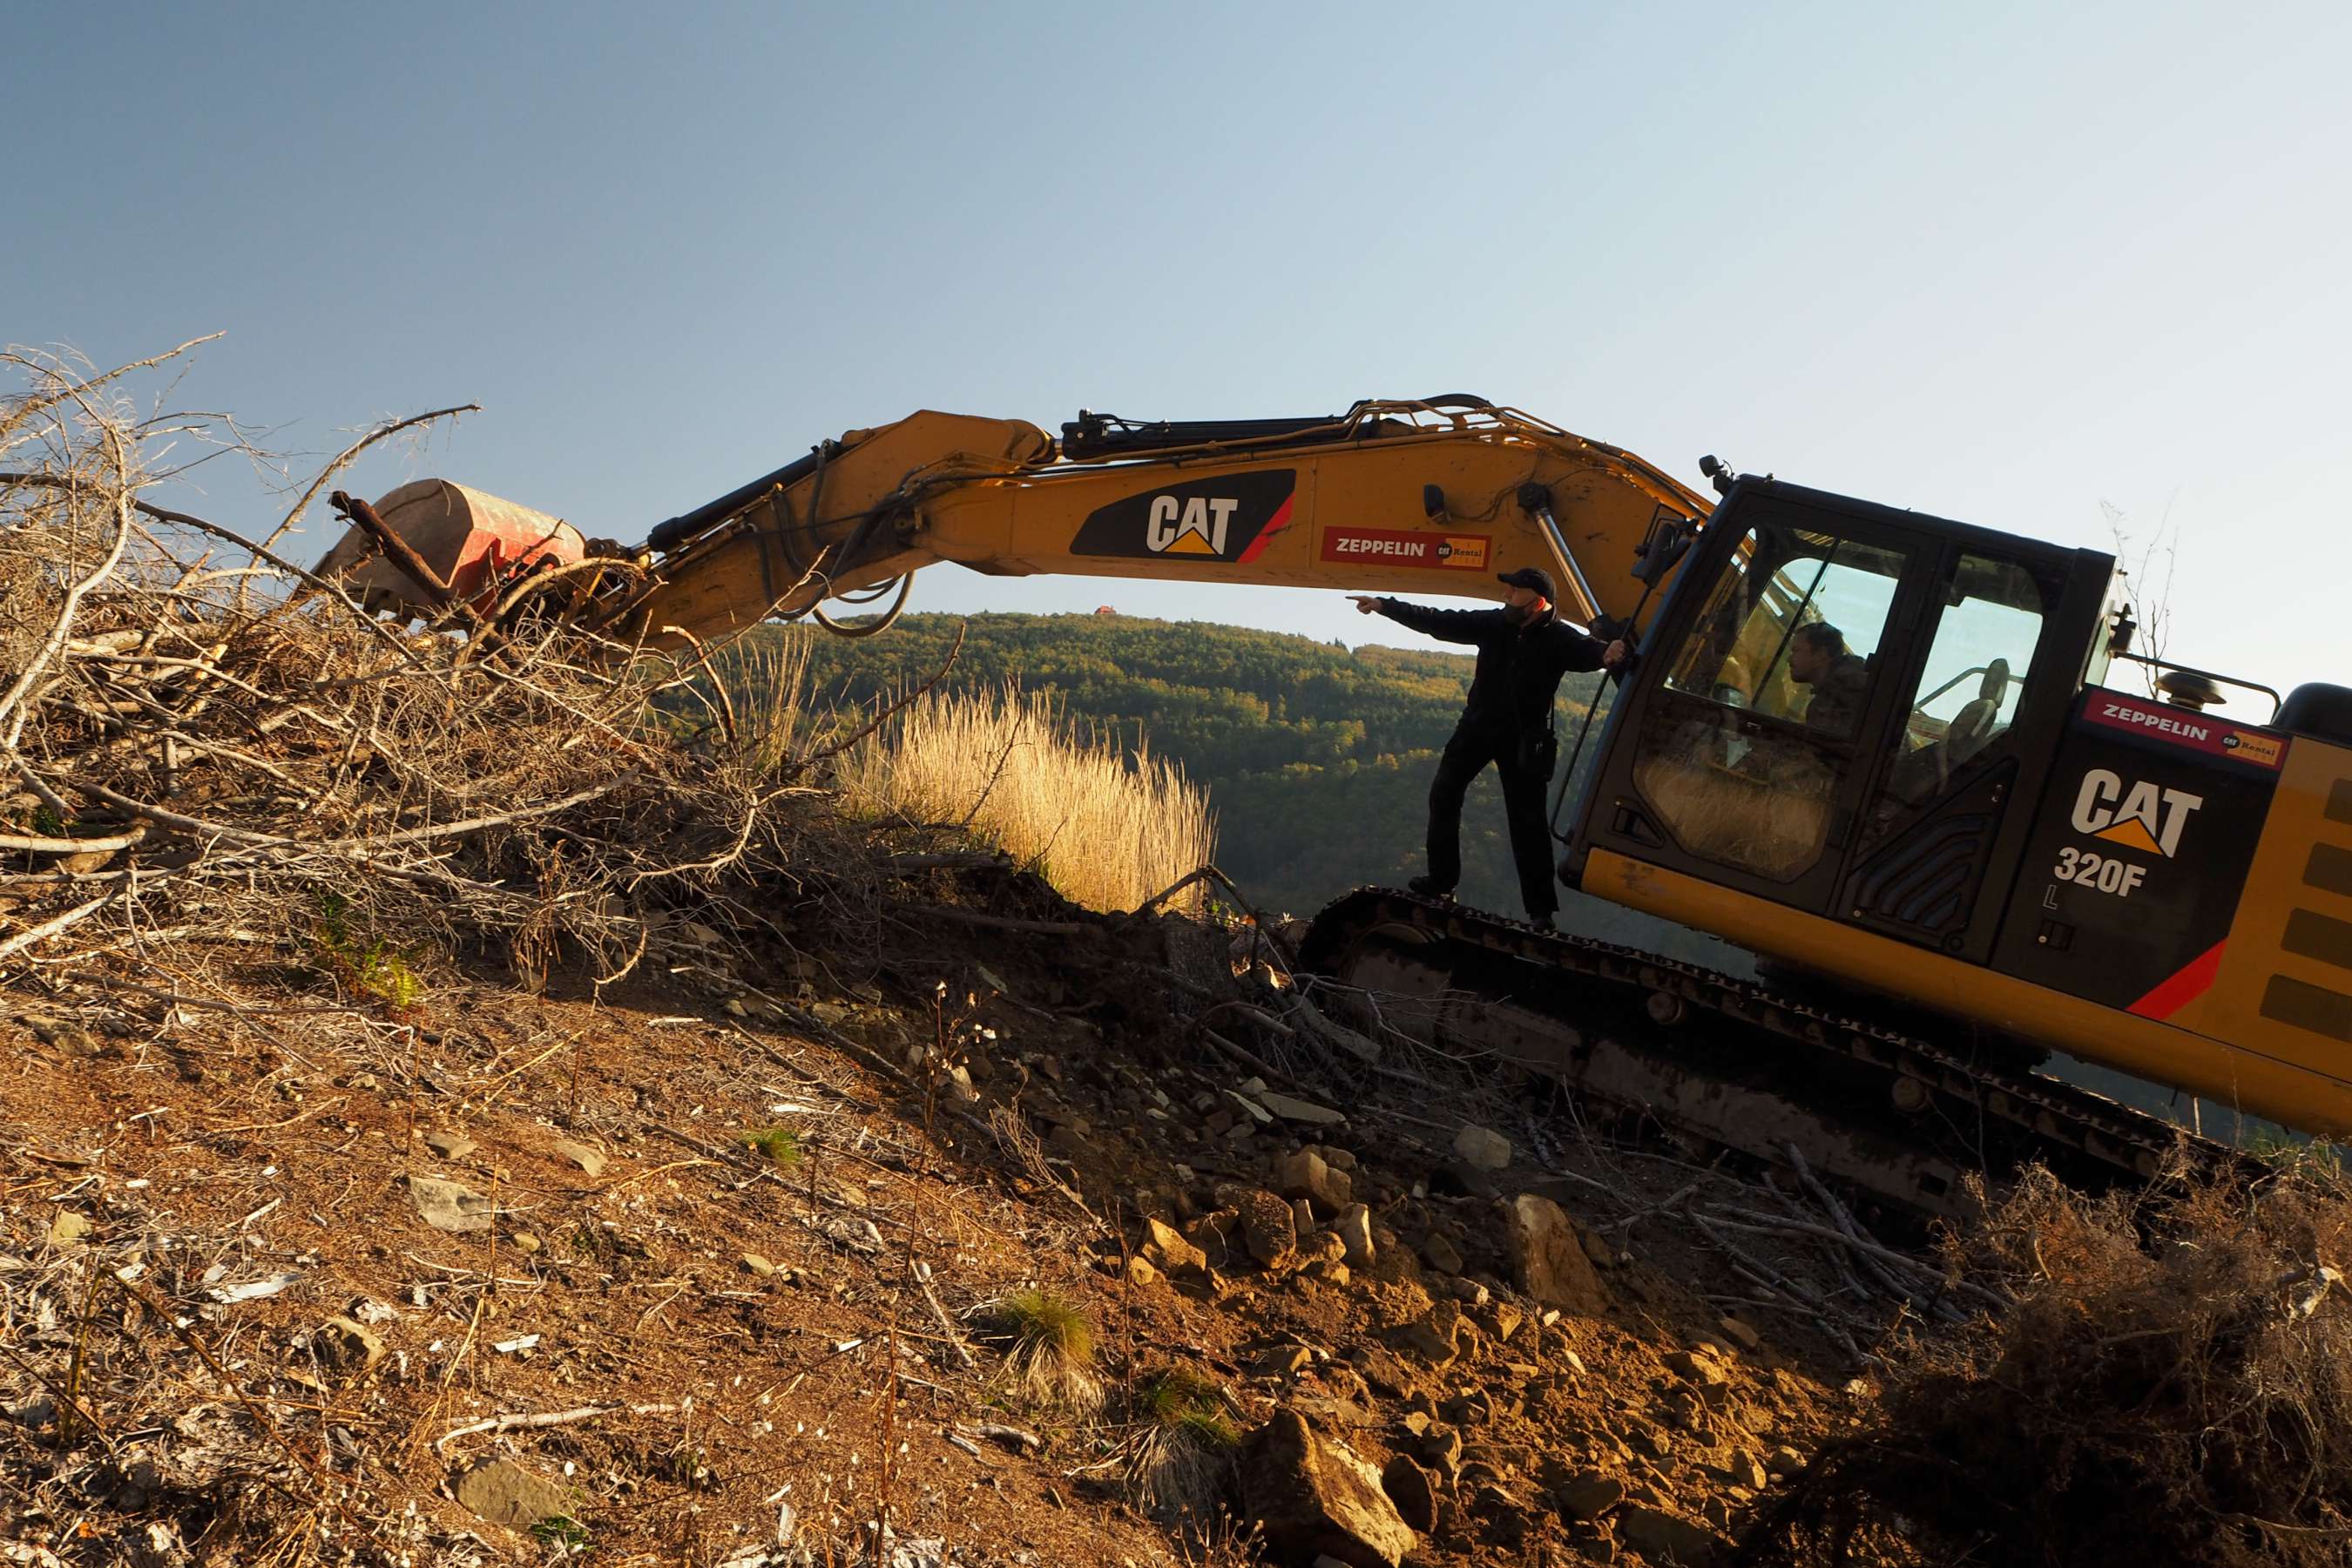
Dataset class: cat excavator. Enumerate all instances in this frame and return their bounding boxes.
[317,396,2352,1216]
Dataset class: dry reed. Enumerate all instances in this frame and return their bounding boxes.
[837,684,1216,914]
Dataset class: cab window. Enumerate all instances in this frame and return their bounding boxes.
[1869,553,2049,826]
[1639,522,1909,881]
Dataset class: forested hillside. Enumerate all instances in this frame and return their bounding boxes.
[765,612,1604,920]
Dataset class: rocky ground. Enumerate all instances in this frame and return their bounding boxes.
[0,860,1908,1567]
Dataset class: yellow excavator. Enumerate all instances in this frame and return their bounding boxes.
[318,396,2352,1215]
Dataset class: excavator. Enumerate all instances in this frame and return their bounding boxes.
[314,396,2352,1216]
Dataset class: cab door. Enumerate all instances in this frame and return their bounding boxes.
[1575,483,1940,918]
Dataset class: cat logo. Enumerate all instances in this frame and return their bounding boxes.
[2069,768,2203,858]
[1146,495,1240,556]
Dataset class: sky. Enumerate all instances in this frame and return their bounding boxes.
[15,1,2350,720]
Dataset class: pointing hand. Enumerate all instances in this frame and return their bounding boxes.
[1350,595,1383,615]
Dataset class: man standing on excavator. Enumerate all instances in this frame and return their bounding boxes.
[1353,568,1629,930]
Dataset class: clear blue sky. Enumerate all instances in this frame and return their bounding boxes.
[17,1,2349,715]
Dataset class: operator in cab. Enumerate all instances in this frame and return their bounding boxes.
[1353,567,1629,931]
[1787,622,1869,736]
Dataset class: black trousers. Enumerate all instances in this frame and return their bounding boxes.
[1426,723,1558,919]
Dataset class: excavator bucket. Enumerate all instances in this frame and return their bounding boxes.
[310,478,584,618]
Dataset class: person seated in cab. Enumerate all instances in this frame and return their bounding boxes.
[1787,622,1869,737]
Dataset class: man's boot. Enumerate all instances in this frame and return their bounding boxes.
[1407,875,1454,901]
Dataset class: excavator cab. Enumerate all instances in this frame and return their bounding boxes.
[1571,476,2113,962]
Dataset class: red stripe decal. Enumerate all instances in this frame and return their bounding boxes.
[1235,495,1294,564]
[2127,940,2227,1021]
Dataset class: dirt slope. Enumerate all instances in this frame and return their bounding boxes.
[0,854,1896,1568]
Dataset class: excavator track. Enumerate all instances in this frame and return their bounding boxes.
[1299,888,2243,1220]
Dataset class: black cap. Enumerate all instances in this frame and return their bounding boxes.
[1497,565,1556,600]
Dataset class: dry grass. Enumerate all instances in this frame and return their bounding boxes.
[980,1287,1102,1415]
[837,683,1216,913]
[1742,1156,2352,1568]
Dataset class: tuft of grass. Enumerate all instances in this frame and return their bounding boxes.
[308,890,422,1010]
[982,1287,1101,1414]
[737,1125,801,1166]
[529,1514,591,1553]
[1127,1366,1241,1522]
[836,683,1215,915]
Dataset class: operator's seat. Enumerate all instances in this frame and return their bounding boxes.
[1945,659,2011,765]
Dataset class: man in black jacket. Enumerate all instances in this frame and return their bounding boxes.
[1353,567,1628,929]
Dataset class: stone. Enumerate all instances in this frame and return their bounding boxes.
[407,1175,493,1233]
[1767,1445,1807,1480]
[1334,1203,1375,1267]
[1417,1422,1464,1479]
[422,1129,476,1159]
[1235,1190,1299,1269]
[1293,1197,1319,1237]
[1450,1124,1512,1172]
[47,1211,91,1247]
[1241,1408,1418,1568]
[1421,1233,1464,1275]
[1717,1315,1762,1353]
[1259,1091,1346,1126]
[1260,1344,1313,1378]
[509,1231,542,1255]
[1227,1090,1275,1125]
[741,1254,778,1276]
[452,1457,573,1530]
[1724,1449,1767,1491]
[1124,1254,1163,1288]
[1580,1226,1616,1268]
[1485,1302,1524,1342]
[314,1315,384,1378]
[1553,1470,1624,1521]
[1144,1216,1207,1275]
[1379,1454,1441,1533]
[1396,1301,1466,1365]
[1304,1143,1358,1173]
[1502,1194,1607,1315]
[1276,1149,1355,1216]
[1665,1348,1732,1407]
[679,920,722,946]
[552,1140,605,1178]
[1619,1505,1731,1565]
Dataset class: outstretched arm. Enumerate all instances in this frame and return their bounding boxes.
[1349,595,1495,646]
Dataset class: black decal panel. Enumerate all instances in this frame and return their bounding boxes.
[1069,470,1296,564]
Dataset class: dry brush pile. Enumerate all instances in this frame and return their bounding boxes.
[1740,1154,2352,1568]
[0,343,839,1014]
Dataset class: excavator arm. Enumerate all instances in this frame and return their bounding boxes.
[328,398,1708,648]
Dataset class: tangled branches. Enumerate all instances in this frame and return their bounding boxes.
[1739,1157,2352,1568]
[0,344,817,1014]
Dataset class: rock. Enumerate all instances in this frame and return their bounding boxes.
[314,1316,384,1378]
[407,1175,494,1233]
[1143,1216,1207,1275]
[1227,1090,1275,1125]
[422,1129,476,1159]
[741,1254,778,1276]
[552,1139,605,1178]
[1305,1143,1359,1173]
[724,997,749,1018]
[1260,1344,1313,1378]
[1379,1455,1441,1533]
[1124,1255,1162,1288]
[1717,1315,1762,1353]
[1450,1124,1512,1172]
[1553,1470,1624,1521]
[1293,1197,1319,1237]
[509,1230,542,1255]
[1767,1444,1807,1480]
[679,920,722,946]
[1235,1190,1299,1269]
[1484,1302,1524,1342]
[1259,1091,1347,1126]
[1724,1449,1767,1491]
[1276,1149,1354,1216]
[1502,1194,1606,1315]
[1241,1408,1418,1568]
[452,1457,573,1530]
[1334,1203,1375,1267]
[1665,1348,1733,1406]
[1619,1505,1732,1565]
[1396,1301,1467,1365]
[1417,1422,1463,1479]
[1421,1233,1464,1275]
[1579,1226,1616,1267]
[47,1211,91,1247]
